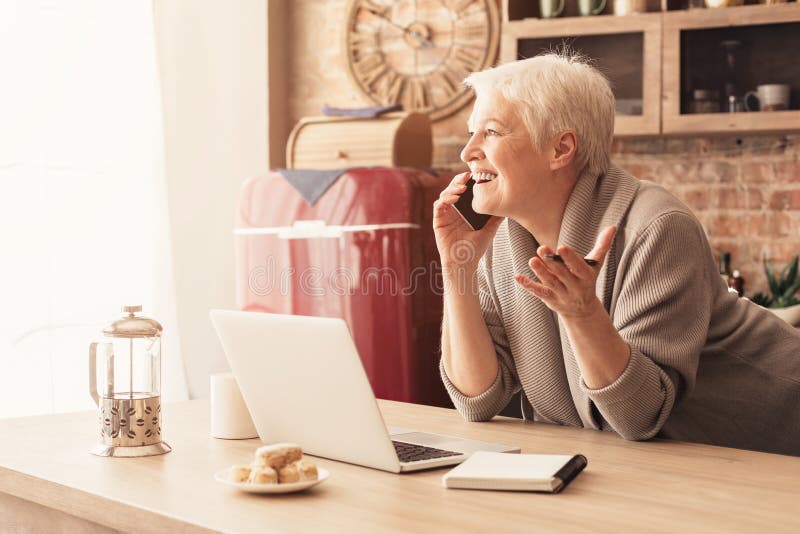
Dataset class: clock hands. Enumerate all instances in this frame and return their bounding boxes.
[365,8,435,49]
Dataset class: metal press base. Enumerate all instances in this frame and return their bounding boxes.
[90,441,172,458]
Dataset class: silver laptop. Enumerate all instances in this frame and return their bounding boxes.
[209,310,519,473]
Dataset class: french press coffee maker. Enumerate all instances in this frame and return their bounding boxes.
[89,305,171,457]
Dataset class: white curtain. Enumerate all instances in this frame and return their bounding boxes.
[0,0,188,418]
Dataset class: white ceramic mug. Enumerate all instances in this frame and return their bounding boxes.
[210,372,259,439]
[744,84,791,112]
[705,0,743,7]
[614,0,647,15]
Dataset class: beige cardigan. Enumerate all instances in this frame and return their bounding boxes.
[441,166,800,456]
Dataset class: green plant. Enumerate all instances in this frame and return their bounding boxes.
[751,255,800,308]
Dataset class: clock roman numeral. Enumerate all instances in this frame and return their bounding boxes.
[354,52,387,85]
[450,47,482,72]
[454,22,487,43]
[360,0,390,17]
[405,78,431,111]
[375,70,404,104]
[348,29,379,51]
[363,66,389,86]
[433,66,460,96]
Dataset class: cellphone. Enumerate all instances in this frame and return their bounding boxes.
[453,177,491,231]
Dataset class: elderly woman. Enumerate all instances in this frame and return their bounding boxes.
[434,52,800,456]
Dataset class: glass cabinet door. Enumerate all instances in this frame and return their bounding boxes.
[502,14,662,136]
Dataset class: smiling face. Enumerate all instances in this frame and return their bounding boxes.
[460,92,553,221]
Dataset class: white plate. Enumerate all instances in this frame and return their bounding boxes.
[215,466,330,494]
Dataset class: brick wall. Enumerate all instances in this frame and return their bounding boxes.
[287,1,799,296]
[613,135,800,296]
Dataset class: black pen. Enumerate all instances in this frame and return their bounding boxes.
[543,254,598,267]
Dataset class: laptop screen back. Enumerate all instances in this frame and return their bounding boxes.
[209,310,402,472]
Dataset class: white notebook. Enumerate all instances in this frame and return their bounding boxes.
[442,451,587,493]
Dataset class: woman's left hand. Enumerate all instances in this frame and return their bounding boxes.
[515,226,617,320]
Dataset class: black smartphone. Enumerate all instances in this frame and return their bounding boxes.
[453,177,491,231]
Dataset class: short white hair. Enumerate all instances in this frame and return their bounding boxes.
[464,52,615,178]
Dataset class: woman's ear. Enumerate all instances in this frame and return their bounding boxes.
[549,130,577,171]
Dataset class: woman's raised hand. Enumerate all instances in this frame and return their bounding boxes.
[515,226,617,319]
[433,172,503,271]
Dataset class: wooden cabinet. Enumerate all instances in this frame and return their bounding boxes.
[501,1,800,136]
[662,3,800,134]
[502,14,662,136]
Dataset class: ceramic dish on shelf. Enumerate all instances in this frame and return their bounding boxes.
[214,466,330,494]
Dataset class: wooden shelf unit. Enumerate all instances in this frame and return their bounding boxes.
[500,2,800,137]
[662,3,800,135]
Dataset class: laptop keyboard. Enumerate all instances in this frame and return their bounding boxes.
[392,440,463,463]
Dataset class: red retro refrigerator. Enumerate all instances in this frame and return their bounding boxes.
[235,167,454,408]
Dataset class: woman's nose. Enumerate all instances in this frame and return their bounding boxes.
[460,135,484,164]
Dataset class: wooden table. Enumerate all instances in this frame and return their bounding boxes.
[1,399,799,533]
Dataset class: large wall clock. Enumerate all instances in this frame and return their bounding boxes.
[344,0,500,121]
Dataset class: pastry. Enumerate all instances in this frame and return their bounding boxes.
[295,458,318,481]
[248,465,278,484]
[253,443,302,469]
[277,458,318,483]
[277,462,300,483]
[228,465,251,483]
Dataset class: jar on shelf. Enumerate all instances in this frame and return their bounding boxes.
[727,95,743,113]
[690,89,720,114]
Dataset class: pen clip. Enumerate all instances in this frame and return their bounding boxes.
[544,254,598,267]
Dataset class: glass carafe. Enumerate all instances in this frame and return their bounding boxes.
[89,305,171,457]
